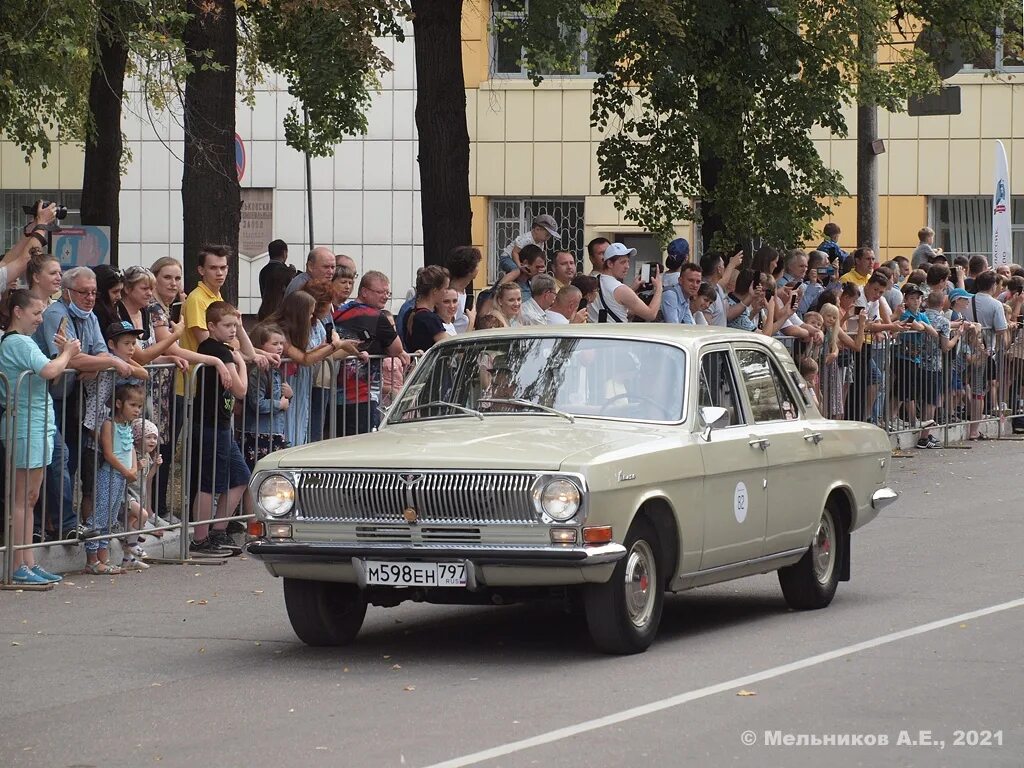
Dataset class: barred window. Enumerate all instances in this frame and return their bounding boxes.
[1,190,82,252]
[488,198,585,281]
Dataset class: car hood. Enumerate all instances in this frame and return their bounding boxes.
[268,416,669,471]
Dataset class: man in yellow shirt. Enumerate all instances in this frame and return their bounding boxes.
[176,245,271,397]
[839,247,875,288]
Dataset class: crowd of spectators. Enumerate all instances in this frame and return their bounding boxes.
[1,201,1022,583]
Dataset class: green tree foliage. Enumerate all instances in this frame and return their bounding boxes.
[564,0,1018,250]
[244,0,409,156]
[0,1,95,158]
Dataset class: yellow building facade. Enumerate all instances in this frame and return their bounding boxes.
[461,0,1024,272]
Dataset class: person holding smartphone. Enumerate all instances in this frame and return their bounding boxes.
[588,243,663,323]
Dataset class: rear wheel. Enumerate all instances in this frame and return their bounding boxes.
[778,502,844,610]
[283,578,367,646]
[584,517,664,654]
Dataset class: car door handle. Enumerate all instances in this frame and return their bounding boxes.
[748,438,770,451]
[803,432,823,444]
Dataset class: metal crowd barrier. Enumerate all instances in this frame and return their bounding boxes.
[1,352,422,583]
[782,322,1023,444]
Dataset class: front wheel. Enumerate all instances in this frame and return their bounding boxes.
[777,502,845,610]
[583,517,664,654]
[283,578,367,646]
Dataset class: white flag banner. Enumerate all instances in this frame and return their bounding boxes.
[992,139,1012,266]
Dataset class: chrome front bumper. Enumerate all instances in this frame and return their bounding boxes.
[246,540,627,568]
[871,487,899,510]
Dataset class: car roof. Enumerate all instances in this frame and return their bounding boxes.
[434,323,786,353]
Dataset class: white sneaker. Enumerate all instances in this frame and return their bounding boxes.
[131,545,149,559]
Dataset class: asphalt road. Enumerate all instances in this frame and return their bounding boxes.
[2,441,1023,768]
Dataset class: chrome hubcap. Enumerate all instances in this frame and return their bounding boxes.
[624,540,656,628]
[812,510,836,585]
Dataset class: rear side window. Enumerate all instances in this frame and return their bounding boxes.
[734,348,799,423]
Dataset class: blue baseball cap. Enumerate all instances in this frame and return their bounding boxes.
[667,238,690,258]
[948,288,971,302]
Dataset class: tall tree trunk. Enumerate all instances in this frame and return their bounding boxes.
[182,0,240,301]
[80,1,128,266]
[696,86,727,256]
[411,0,472,268]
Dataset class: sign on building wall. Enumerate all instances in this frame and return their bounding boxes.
[53,226,110,267]
[239,188,274,258]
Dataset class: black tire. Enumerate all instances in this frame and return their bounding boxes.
[583,517,664,654]
[778,502,845,610]
[283,578,367,646]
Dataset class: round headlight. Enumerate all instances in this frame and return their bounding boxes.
[539,479,581,522]
[258,474,295,517]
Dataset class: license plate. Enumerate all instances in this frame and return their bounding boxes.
[362,560,467,588]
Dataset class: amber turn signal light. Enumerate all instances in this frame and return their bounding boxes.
[247,520,265,538]
[582,525,612,544]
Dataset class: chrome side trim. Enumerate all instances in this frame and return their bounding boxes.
[680,547,808,579]
[871,487,899,510]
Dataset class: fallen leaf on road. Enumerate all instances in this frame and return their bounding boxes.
[383,655,391,659]
[289,709,295,713]
[253,590,264,595]
[198,647,206,654]
[736,690,757,697]
[255,642,262,646]
[197,600,208,605]
[959,623,968,628]
[391,664,402,670]
[11,642,21,646]
[315,747,328,751]
[186,599,195,604]
[343,667,349,673]
[151,683,162,687]
[403,685,415,692]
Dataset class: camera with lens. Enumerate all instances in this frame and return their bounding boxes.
[22,200,68,221]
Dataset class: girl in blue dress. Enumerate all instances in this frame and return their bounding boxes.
[0,290,80,585]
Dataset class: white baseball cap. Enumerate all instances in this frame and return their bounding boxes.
[603,243,638,261]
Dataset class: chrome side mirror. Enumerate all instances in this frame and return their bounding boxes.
[699,406,728,442]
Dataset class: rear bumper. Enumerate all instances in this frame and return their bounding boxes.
[871,487,899,510]
[246,540,627,568]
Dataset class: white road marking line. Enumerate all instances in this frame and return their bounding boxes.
[421,596,1024,768]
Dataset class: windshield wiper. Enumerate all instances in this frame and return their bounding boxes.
[401,401,484,420]
[477,398,576,424]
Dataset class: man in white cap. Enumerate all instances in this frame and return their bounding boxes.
[589,243,663,323]
[498,214,559,287]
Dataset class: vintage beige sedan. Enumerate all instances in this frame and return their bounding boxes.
[247,324,897,654]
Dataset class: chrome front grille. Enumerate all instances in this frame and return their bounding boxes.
[295,471,539,525]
